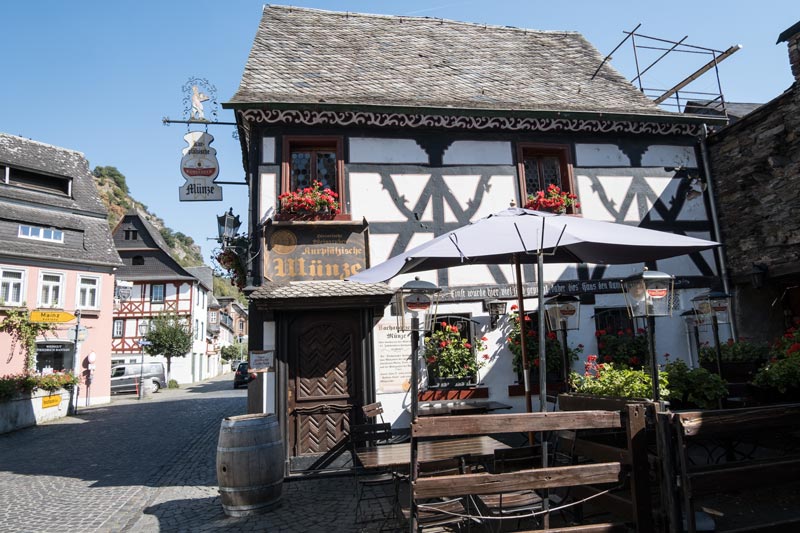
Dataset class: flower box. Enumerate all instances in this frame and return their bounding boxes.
[557,393,655,413]
[419,387,489,401]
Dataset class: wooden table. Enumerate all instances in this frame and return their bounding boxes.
[355,435,510,470]
[416,400,513,417]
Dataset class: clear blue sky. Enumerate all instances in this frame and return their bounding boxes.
[2,1,798,264]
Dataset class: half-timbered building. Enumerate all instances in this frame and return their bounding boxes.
[224,6,727,473]
[111,210,214,383]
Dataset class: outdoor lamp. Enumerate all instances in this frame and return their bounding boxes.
[544,294,581,331]
[621,269,674,319]
[485,299,508,329]
[544,294,581,390]
[621,269,674,402]
[692,290,732,386]
[216,208,241,244]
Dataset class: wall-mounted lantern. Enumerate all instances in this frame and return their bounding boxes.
[749,263,768,289]
[216,207,241,244]
[484,299,508,330]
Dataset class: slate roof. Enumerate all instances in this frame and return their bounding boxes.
[227,5,675,118]
[113,210,198,282]
[186,266,214,291]
[0,133,121,268]
[249,280,394,310]
[684,100,763,124]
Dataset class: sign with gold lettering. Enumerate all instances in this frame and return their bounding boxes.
[264,222,368,282]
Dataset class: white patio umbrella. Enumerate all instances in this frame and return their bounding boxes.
[348,207,720,413]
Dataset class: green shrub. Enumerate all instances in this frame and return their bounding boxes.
[698,339,770,364]
[664,360,727,409]
[753,357,800,394]
[570,356,668,400]
[168,379,180,389]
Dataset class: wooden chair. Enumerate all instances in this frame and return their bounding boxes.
[473,446,543,531]
[363,401,409,443]
[400,456,473,531]
[350,422,397,526]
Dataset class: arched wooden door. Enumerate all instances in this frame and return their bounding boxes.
[286,310,362,465]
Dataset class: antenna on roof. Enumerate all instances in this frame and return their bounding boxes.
[591,23,641,81]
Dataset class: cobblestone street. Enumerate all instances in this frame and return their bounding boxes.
[0,374,390,533]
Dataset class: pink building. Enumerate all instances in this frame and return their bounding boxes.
[0,133,122,406]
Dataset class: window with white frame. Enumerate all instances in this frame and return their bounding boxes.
[210,311,217,324]
[39,272,64,308]
[19,224,64,243]
[151,284,165,303]
[0,268,25,306]
[113,319,124,338]
[77,276,100,309]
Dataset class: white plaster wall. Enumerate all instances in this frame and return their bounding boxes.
[442,141,513,165]
[259,171,277,223]
[575,144,630,167]
[262,137,276,164]
[641,145,697,168]
[350,138,428,163]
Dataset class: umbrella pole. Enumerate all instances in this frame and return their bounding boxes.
[514,257,533,416]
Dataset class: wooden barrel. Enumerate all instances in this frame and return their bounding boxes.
[216,413,284,516]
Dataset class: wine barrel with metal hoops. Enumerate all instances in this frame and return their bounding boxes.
[216,413,284,516]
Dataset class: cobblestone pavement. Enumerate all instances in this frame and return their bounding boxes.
[0,374,401,533]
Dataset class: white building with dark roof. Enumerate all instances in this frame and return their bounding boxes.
[0,132,122,406]
[111,210,218,384]
[224,6,730,473]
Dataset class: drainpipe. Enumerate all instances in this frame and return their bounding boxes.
[699,124,738,341]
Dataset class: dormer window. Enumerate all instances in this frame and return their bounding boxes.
[7,166,71,196]
[124,229,138,240]
[19,224,64,243]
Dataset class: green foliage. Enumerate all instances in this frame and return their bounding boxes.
[213,276,246,303]
[0,309,55,372]
[664,360,727,409]
[220,343,244,361]
[93,166,129,194]
[769,324,800,360]
[753,357,800,394]
[0,372,79,402]
[424,322,487,380]
[595,328,648,368]
[698,338,770,364]
[168,379,179,389]
[143,313,193,378]
[160,227,177,247]
[506,308,581,375]
[570,356,668,400]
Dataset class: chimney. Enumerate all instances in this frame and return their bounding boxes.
[777,21,800,82]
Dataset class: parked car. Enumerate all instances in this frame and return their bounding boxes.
[233,362,256,389]
[230,359,243,371]
[111,362,167,394]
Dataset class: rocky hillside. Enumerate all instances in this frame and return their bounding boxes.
[92,166,205,267]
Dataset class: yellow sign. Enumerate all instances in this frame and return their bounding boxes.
[30,311,75,323]
[42,395,61,409]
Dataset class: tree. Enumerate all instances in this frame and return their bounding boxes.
[220,342,246,362]
[92,166,129,194]
[142,313,193,381]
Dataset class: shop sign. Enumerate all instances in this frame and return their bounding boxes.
[36,343,73,353]
[249,350,274,371]
[179,131,222,201]
[264,223,367,282]
[42,395,61,409]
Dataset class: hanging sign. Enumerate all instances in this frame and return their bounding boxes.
[179,131,222,201]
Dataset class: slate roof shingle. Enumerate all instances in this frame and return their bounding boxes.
[0,133,122,268]
[228,5,674,118]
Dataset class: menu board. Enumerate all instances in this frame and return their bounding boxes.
[375,318,413,394]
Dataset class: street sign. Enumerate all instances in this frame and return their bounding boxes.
[138,340,153,346]
[30,310,75,323]
[66,325,89,342]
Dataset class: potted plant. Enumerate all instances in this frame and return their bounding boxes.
[424,322,487,388]
[563,355,666,411]
[524,184,579,214]
[698,338,770,382]
[213,236,248,290]
[751,357,800,403]
[277,180,341,220]
[506,306,582,384]
[663,360,727,410]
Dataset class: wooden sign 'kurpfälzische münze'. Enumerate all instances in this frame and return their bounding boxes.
[264,222,367,282]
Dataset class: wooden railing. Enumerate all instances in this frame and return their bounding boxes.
[409,407,652,532]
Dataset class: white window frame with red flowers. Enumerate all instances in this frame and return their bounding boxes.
[424,313,488,386]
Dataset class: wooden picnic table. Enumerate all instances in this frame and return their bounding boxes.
[416,400,513,417]
[355,435,510,470]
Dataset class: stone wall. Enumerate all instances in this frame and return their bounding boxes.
[707,86,800,280]
[0,388,73,434]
